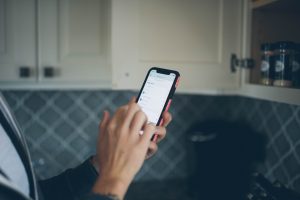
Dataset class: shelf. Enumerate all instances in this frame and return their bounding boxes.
[239,84,300,106]
[251,0,278,10]
[251,0,300,12]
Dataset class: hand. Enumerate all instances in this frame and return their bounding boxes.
[92,98,156,199]
[146,111,172,159]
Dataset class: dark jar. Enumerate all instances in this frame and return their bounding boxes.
[292,43,300,88]
[260,43,275,85]
[273,41,295,87]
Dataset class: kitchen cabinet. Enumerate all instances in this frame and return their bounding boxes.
[0,0,36,82]
[1,0,299,106]
[239,0,300,105]
[0,0,111,88]
[111,0,243,93]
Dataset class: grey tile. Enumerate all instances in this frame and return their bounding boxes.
[2,91,17,108]
[296,144,300,160]
[83,121,99,138]
[83,92,103,111]
[14,107,32,126]
[164,144,184,161]
[25,122,46,140]
[40,108,60,126]
[111,92,131,107]
[68,107,89,125]
[286,119,300,144]
[54,122,75,139]
[4,90,300,191]
[293,177,300,193]
[8,91,28,100]
[24,93,46,112]
[70,135,89,153]
[266,146,279,167]
[272,166,289,185]
[55,149,78,167]
[274,134,291,156]
[40,136,62,156]
[259,100,273,116]
[54,93,73,111]
[265,114,281,136]
[275,104,294,125]
[282,153,300,179]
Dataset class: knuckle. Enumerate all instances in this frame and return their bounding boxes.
[107,123,115,133]
[119,125,128,134]
[136,110,147,120]
[129,103,140,112]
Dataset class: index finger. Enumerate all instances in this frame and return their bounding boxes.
[140,123,156,146]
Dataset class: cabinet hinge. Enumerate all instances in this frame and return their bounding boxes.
[231,54,255,73]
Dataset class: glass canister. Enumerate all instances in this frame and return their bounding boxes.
[260,43,275,85]
[292,43,300,88]
[273,41,295,87]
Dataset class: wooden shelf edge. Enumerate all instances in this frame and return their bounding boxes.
[251,0,278,9]
[239,84,300,106]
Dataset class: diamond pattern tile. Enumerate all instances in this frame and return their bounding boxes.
[1,90,300,194]
[274,134,291,155]
[24,94,46,113]
[282,153,300,180]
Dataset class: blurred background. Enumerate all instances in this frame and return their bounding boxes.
[1,0,300,199]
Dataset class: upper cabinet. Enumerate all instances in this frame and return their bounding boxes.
[111,0,243,92]
[1,0,300,105]
[240,0,300,105]
[0,0,111,88]
[0,0,36,82]
[38,0,110,86]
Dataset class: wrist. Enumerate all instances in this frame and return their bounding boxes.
[92,177,129,200]
[90,155,100,174]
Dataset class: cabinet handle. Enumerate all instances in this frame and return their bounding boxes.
[19,67,31,78]
[230,54,254,73]
[44,67,55,78]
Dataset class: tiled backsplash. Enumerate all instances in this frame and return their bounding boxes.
[1,90,300,192]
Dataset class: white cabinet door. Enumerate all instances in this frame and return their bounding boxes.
[112,0,243,92]
[39,0,111,86]
[0,0,36,82]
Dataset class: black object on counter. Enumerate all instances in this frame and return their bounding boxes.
[187,120,266,200]
[247,173,300,200]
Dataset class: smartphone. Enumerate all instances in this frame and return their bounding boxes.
[136,67,180,141]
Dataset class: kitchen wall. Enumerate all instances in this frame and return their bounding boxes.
[1,90,300,192]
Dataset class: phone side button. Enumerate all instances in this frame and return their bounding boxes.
[175,77,180,88]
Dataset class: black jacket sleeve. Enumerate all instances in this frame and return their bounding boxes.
[38,158,99,200]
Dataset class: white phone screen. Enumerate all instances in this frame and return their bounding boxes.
[137,70,176,124]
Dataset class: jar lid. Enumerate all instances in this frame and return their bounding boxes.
[274,41,295,50]
[260,43,274,51]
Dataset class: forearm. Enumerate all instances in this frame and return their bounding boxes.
[39,157,98,200]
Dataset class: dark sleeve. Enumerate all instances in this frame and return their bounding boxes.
[81,194,114,200]
[38,158,98,200]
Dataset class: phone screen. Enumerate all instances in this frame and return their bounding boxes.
[137,69,177,125]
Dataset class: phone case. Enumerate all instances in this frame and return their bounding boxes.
[136,67,180,142]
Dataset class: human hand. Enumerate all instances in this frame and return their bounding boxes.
[92,98,156,199]
[146,111,172,159]
[91,108,173,168]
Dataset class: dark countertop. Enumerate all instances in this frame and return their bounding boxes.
[125,179,196,200]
